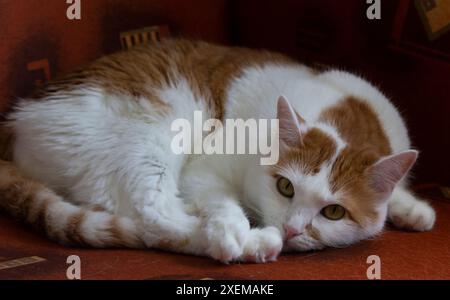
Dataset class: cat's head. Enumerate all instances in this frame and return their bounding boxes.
[253,96,417,251]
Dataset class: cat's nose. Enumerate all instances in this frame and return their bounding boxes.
[283,224,301,240]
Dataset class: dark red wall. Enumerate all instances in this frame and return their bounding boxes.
[0,0,231,112]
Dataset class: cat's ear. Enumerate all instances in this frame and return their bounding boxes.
[367,150,418,196]
[277,96,307,147]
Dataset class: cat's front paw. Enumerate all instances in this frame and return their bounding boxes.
[389,198,436,231]
[239,227,283,263]
[205,217,250,263]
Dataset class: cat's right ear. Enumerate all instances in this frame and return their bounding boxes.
[367,150,418,197]
[277,96,307,147]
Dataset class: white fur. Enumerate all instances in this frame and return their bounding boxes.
[10,61,435,263]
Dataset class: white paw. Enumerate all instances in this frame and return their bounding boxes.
[205,217,250,263]
[389,198,436,231]
[239,227,283,263]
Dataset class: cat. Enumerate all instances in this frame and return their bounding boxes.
[0,39,436,263]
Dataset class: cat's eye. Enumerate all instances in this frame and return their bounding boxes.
[276,177,294,198]
[321,204,346,220]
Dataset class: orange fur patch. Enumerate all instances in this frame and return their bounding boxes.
[306,224,322,240]
[271,128,337,176]
[31,39,294,120]
[66,211,87,246]
[319,97,391,156]
[320,97,392,224]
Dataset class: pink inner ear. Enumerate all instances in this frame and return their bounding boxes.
[277,96,306,147]
[368,150,418,195]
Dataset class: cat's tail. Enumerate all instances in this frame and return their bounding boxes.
[0,159,145,248]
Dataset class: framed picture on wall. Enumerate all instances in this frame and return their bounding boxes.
[391,0,450,62]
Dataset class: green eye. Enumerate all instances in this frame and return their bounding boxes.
[321,204,346,220]
[276,177,295,198]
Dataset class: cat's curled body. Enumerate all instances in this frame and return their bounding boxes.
[1,39,435,263]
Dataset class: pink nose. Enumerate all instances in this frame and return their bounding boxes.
[284,224,301,240]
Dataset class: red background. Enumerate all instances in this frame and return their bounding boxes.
[1,0,450,280]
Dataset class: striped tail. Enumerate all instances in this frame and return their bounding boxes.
[0,159,144,248]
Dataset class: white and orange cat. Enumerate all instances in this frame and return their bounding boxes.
[0,39,435,263]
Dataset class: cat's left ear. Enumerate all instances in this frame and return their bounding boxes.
[277,96,307,147]
[366,150,418,197]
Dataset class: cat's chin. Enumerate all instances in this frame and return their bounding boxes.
[283,236,325,252]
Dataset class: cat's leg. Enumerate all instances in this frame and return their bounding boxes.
[117,149,203,254]
[387,186,436,231]
[180,153,282,263]
[197,191,283,263]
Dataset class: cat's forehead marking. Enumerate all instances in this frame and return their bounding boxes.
[275,127,337,176]
[319,96,391,194]
[319,96,391,157]
[316,97,391,225]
